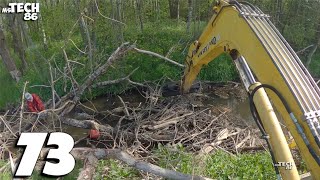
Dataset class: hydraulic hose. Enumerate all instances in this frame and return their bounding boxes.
[250,84,320,165]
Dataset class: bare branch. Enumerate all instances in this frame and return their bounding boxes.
[92,67,145,88]
[62,48,79,91]
[296,44,314,54]
[0,116,17,138]
[49,63,56,109]
[80,14,93,71]
[68,60,85,66]
[133,47,185,68]
[19,81,28,134]
[61,18,81,49]
[94,0,126,26]
[29,85,51,88]
[118,96,130,117]
[128,79,146,87]
[69,39,86,54]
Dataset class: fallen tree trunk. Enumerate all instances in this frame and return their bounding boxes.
[77,152,98,180]
[40,148,213,180]
[62,117,114,133]
[60,117,175,143]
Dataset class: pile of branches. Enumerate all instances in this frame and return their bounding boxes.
[84,86,265,156]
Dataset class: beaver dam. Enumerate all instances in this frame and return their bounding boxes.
[64,81,260,154]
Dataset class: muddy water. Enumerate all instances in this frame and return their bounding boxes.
[63,92,146,141]
[205,94,254,123]
[64,90,254,141]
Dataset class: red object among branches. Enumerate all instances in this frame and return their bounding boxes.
[89,129,100,139]
[27,94,45,113]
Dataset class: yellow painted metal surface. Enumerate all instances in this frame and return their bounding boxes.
[249,82,299,179]
[181,1,320,179]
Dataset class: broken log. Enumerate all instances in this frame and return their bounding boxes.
[77,152,98,180]
[39,148,213,180]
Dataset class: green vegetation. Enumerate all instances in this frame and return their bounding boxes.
[154,145,276,180]
[0,160,82,180]
[0,160,11,180]
[309,53,320,78]
[205,151,275,179]
[0,147,277,180]
[95,159,140,179]
[95,146,276,180]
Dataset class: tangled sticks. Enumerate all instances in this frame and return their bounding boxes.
[90,86,263,155]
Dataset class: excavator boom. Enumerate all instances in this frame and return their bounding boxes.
[181,1,320,179]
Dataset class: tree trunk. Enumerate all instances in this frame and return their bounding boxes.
[168,0,179,19]
[306,21,320,69]
[18,15,33,48]
[81,15,93,72]
[116,0,124,43]
[0,28,21,82]
[36,0,48,50]
[306,45,317,69]
[155,0,160,21]
[109,0,117,43]
[177,0,180,21]
[110,0,115,21]
[275,0,283,28]
[41,21,48,50]
[186,0,193,33]
[136,0,144,32]
[196,0,200,37]
[192,0,197,37]
[89,0,98,54]
[74,0,88,46]
[133,0,138,26]
[154,0,158,20]
[7,14,28,70]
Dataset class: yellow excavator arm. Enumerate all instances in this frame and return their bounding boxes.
[181,1,320,179]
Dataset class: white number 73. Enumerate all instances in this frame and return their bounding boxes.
[14,132,75,177]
